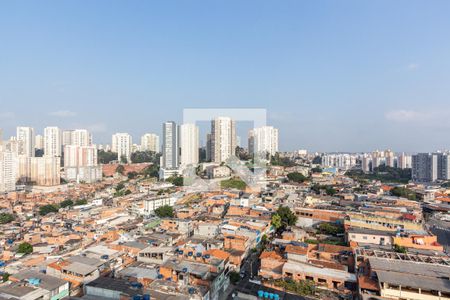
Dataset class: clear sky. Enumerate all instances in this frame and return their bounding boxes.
[1,1,450,152]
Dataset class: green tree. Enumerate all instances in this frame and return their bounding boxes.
[271,213,282,229]
[39,204,59,216]
[325,186,337,196]
[276,206,298,228]
[120,155,128,164]
[116,164,125,175]
[167,176,184,186]
[60,199,74,208]
[393,244,407,253]
[131,151,160,164]
[75,199,87,205]
[142,164,159,178]
[311,167,322,173]
[17,242,33,255]
[312,156,322,164]
[98,150,118,164]
[391,187,416,200]
[273,279,315,296]
[2,273,10,282]
[317,222,344,236]
[229,271,240,284]
[127,171,138,179]
[287,172,307,183]
[0,213,15,224]
[271,153,296,167]
[154,205,174,218]
[220,178,247,190]
[116,182,125,191]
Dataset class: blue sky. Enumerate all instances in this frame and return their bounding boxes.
[1,1,450,152]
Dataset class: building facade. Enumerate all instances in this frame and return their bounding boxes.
[140,133,160,152]
[211,117,236,163]
[16,126,35,157]
[179,123,199,167]
[162,121,179,169]
[248,126,279,157]
[44,126,62,157]
[112,133,132,163]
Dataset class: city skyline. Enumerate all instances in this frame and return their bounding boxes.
[2,1,450,152]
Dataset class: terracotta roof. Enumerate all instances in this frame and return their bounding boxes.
[204,249,230,260]
[381,185,394,192]
[285,244,308,255]
[260,251,284,261]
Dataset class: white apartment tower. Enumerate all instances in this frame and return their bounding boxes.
[62,130,74,146]
[62,129,92,147]
[72,129,92,147]
[179,123,199,167]
[140,133,160,152]
[44,126,62,157]
[64,145,101,183]
[248,126,279,156]
[384,149,395,168]
[0,151,17,193]
[35,134,44,150]
[398,153,412,169]
[211,117,236,163]
[16,126,35,157]
[112,133,132,163]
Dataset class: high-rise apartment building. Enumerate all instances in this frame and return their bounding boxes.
[179,123,199,167]
[322,153,357,170]
[384,149,395,168]
[141,133,160,152]
[72,129,92,147]
[371,150,383,169]
[398,153,412,169]
[361,154,372,173]
[112,133,132,163]
[211,117,236,163]
[62,129,92,147]
[206,133,212,162]
[35,134,44,150]
[0,150,17,193]
[64,145,101,183]
[62,130,74,146]
[411,153,443,182]
[162,122,179,169]
[16,126,35,157]
[44,126,62,157]
[248,126,279,157]
[17,156,60,186]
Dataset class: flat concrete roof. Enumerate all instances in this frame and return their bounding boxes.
[283,262,356,282]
